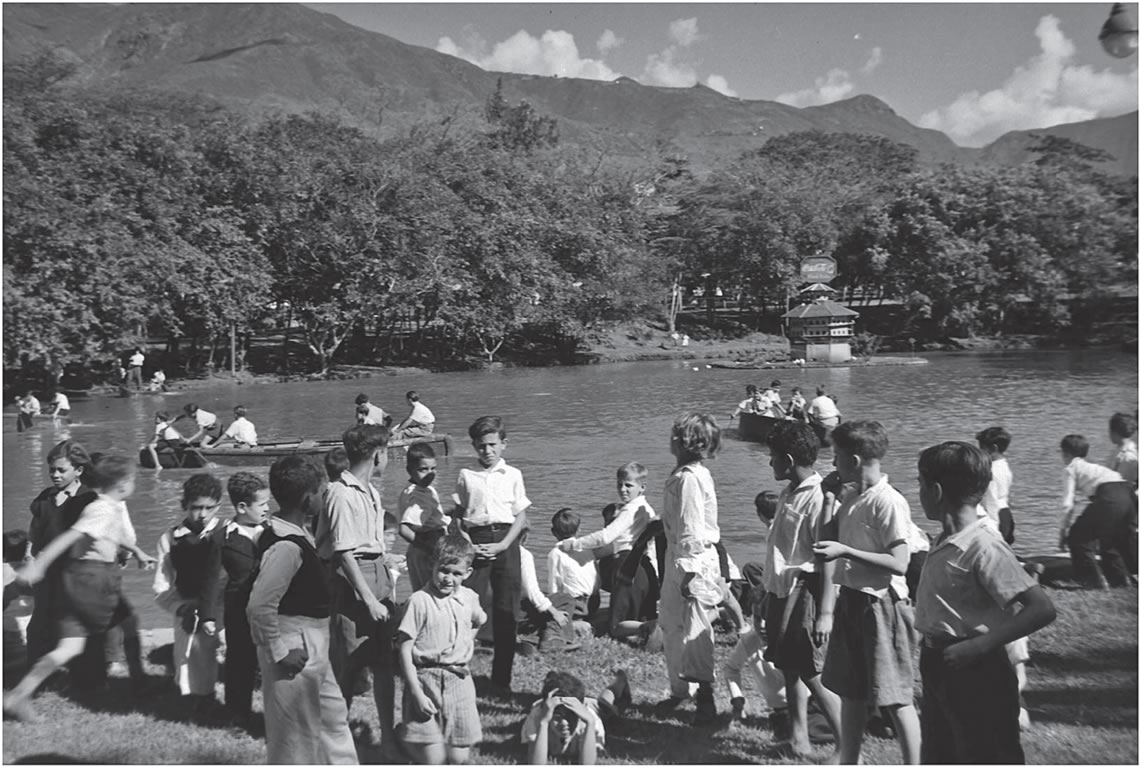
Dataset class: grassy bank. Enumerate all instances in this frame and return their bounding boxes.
[4,586,1135,764]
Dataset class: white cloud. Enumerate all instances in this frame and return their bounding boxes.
[669,17,700,47]
[706,74,738,97]
[918,15,1138,146]
[775,68,856,107]
[435,28,619,80]
[643,48,697,88]
[862,46,882,75]
[597,29,624,53]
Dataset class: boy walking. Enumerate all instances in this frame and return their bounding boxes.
[914,442,1056,763]
[454,416,530,691]
[248,455,357,764]
[813,420,920,764]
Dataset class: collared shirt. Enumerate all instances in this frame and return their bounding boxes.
[408,402,435,426]
[71,494,137,562]
[914,519,1036,640]
[317,469,385,559]
[128,352,144,367]
[399,483,450,530]
[224,519,264,542]
[662,462,720,574]
[193,409,217,429]
[980,456,1012,518]
[1060,457,1124,515]
[547,547,596,598]
[397,584,484,666]
[360,403,387,425]
[153,516,222,615]
[808,395,840,424]
[454,459,531,527]
[520,545,552,613]
[155,421,182,441]
[54,480,82,509]
[247,516,317,662]
[1108,439,1138,487]
[833,475,911,599]
[223,417,258,446]
[566,495,658,557]
[763,473,824,598]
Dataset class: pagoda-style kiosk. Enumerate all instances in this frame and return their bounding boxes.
[782,283,860,363]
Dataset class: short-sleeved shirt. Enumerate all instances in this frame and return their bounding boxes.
[71,495,138,562]
[155,422,182,442]
[547,547,596,597]
[914,518,1037,640]
[763,473,824,598]
[408,402,435,426]
[193,409,218,429]
[1060,457,1124,514]
[399,483,450,530]
[454,459,530,527]
[520,696,606,755]
[397,584,484,666]
[833,475,911,599]
[223,417,258,446]
[1108,440,1138,487]
[808,395,840,423]
[360,403,387,425]
[52,393,70,412]
[980,456,1012,517]
[316,469,385,559]
[128,352,144,367]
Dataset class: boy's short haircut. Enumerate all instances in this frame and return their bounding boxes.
[324,447,350,480]
[3,529,29,563]
[233,405,247,419]
[745,384,758,396]
[269,455,325,507]
[468,415,506,442]
[1110,412,1138,439]
[228,471,268,507]
[342,424,390,463]
[919,441,992,507]
[754,491,780,523]
[155,410,171,422]
[181,473,224,506]
[540,669,587,702]
[831,420,889,461]
[433,534,475,569]
[88,455,136,492]
[768,421,820,467]
[816,386,826,396]
[46,439,91,472]
[406,390,419,401]
[1060,434,1090,458]
[354,393,370,406]
[975,426,1012,453]
[405,442,436,471]
[183,403,198,415]
[791,387,801,394]
[671,412,721,461]
[770,379,781,388]
[616,461,648,484]
[551,508,581,539]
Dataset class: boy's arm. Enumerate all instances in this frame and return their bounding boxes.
[247,541,305,665]
[18,528,88,585]
[814,538,908,576]
[480,510,529,556]
[944,585,1056,667]
[338,550,389,623]
[564,505,636,552]
[398,522,418,545]
[813,491,839,643]
[200,533,225,629]
[1058,467,1078,543]
[397,634,439,719]
[152,533,186,614]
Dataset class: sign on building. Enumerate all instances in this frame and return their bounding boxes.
[800,255,837,283]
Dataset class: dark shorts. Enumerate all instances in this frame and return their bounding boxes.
[402,666,482,747]
[57,561,135,639]
[763,574,827,677]
[822,587,917,706]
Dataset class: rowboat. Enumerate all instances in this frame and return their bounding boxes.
[138,433,455,469]
[736,412,785,442]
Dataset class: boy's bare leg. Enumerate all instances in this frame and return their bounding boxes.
[786,677,812,754]
[804,674,843,760]
[4,636,87,719]
[884,702,921,764]
[446,746,471,764]
[147,444,162,471]
[838,696,868,764]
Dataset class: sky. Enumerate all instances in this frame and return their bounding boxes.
[307,2,1139,147]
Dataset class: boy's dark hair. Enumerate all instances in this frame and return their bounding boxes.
[228,471,268,507]
[155,410,171,421]
[831,420,889,461]
[816,385,826,396]
[1110,412,1138,439]
[975,426,1012,453]
[342,424,390,463]
[88,455,136,492]
[183,403,199,415]
[46,440,91,473]
[406,442,436,472]
[181,473,224,506]
[355,393,370,406]
[551,508,580,539]
[540,669,587,702]
[468,415,506,441]
[601,502,619,526]
[1060,434,1089,458]
[918,442,992,507]
[269,455,325,508]
[3,529,28,563]
[745,384,758,396]
[233,405,247,418]
[324,447,350,480]
[768,421,820,467]
[433,534,475,569]
[770,379,781,388]
[754,491,780,522]
[406,390,419,401]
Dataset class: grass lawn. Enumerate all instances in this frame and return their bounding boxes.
[4,586,1136,764]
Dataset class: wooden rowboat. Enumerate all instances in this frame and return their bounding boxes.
[138,433,455,469]
[736,412,785,442]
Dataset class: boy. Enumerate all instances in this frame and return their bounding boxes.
[396,535,486,765]
[394,391,436,441]
[787,388,807,421]
[17,391,40,432]
[354,393,390,427]
[46,390,71,426]
[454,416,530,691]
[146,410,186,470]
[220,471,271,725]
[3,455,156,722]
[248,455,357,764]
[315,424,397,751]
[542,509,596,651]
[813,420,920,764]
[4,530,34,677]
[976,427,1015,545]
[1107,412,1138,488]
[153,473,225,719]
[398,443,451,592]
[1057,434,1134,588]
[517,529,572,655]
[179,403,222,447]
[763,421,842,758]
[914,441,1056,763]
[521,669,631,764]
[213,405,258,448]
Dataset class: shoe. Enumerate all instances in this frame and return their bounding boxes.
[3,694,39,723]
[768,708,789,738]
[654,695,687,717]
[731,696,746,722]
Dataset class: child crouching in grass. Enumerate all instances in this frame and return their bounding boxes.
[521,669,631,764]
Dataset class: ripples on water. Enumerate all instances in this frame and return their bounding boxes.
[4,349,1136,627]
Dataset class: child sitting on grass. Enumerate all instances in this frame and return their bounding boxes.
[521,669,631,764]
[542,508,597,652]
[517,529,572,655]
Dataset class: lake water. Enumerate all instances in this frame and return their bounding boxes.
[4,349,1136,629]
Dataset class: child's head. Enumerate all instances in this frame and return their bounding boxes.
[791,387,802,396]
[180,473,224,527]
[754,491,779,526]
[430,534,475,595]
[670,412,721,463]
[233,405,247,420]
[616,462,647,503]
[745,384,758,397]
[769,379,781,390]
[183,403,199,417]
[1110,412,1138,443]
[3,530,29,564]
[975,426,1011,455]
[917,441,992,520]
[551,508,580,541]
[406,390,420,403]
[831,420,889,482]
[87,455,137,498]
[816,385,826,396]
[342,424,390,467]
[354,393,371,406]
[46,439,91,490]
[155,410,171,423]
[324,446,350,480]
[601,502,619,527]
[1060,434,1089,461]
[406,442,437,487]
[468,415,507,468]
[354,403,370,422]
[767,421,820,480]
[269,455,326,523]
[228,471,271,525]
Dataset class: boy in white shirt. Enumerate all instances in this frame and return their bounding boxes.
[394,390,436,441]
[543,509,596,652]
[1058,434,1134,588]
[213,405,258,448]
[976,427,1015,544]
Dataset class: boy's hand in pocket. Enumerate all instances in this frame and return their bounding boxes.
[277,647,308,679]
